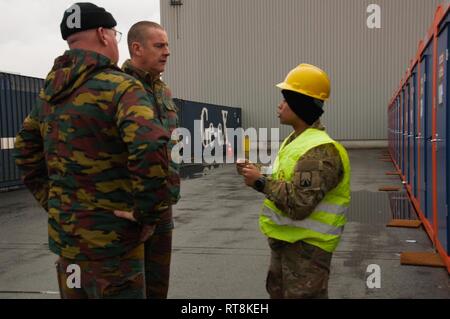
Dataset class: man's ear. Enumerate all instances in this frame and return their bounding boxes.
[96,27,108,46]
[131,42,142,57]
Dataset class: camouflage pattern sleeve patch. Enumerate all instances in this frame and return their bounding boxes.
[264,143,343,220]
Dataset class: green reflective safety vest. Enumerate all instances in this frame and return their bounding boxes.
[259,128,351,253]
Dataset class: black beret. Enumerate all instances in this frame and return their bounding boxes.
[60,2,117,40]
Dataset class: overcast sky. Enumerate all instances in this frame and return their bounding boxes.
[0,0,160,78]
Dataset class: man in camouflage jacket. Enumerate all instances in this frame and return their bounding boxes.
[117,21,180,299]
[13,3,170,298]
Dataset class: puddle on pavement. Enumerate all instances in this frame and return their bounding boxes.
[386,191,419,220]
[347,191,418,224]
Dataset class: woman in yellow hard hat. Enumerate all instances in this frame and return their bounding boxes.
[276,63,330,126]
[240,63,351,299]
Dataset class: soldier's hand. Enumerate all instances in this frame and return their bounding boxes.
[140,224,156,242]
[236,159,249,175]
[114,210,137,222]
[114,210,156,242]
[242,165,262,187]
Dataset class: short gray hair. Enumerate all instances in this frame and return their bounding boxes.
[127,21,165,56]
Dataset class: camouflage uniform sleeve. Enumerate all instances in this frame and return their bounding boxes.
[115,80,170,225]
[13,103,49,210]
[263,143,343,220]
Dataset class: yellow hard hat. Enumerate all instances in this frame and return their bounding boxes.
[276,64,331,101]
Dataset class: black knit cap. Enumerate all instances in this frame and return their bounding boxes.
[282,90,324,125]
[60,2,117,40]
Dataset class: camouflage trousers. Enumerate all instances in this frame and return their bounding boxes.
[266,238,332,299]
[144,229,173,299]
[56,244,145,299]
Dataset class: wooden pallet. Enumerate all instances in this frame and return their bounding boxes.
[379,186,401,192]
[386,219,422,228]
[385,171,401,176]
[400,252,446,268]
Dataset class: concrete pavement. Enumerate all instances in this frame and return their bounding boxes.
[0,149,449,299]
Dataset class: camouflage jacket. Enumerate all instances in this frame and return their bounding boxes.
[122,60,180,205]
[263,123,344,220]
[13,49,171,260]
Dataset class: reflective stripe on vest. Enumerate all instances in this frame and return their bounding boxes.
[262,206,345,236]
[315,202,347,216]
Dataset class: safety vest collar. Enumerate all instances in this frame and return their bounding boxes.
[273,128,335,182]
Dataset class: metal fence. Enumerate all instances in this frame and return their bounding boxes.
[388,4,450,272]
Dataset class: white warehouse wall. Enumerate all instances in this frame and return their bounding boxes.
[161,0,442,141]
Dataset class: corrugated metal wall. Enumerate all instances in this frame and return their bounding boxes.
[0,73,43,190]
[161,0,441,141]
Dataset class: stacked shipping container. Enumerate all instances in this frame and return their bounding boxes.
[0,73,241,191]
[0,73,43,190]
